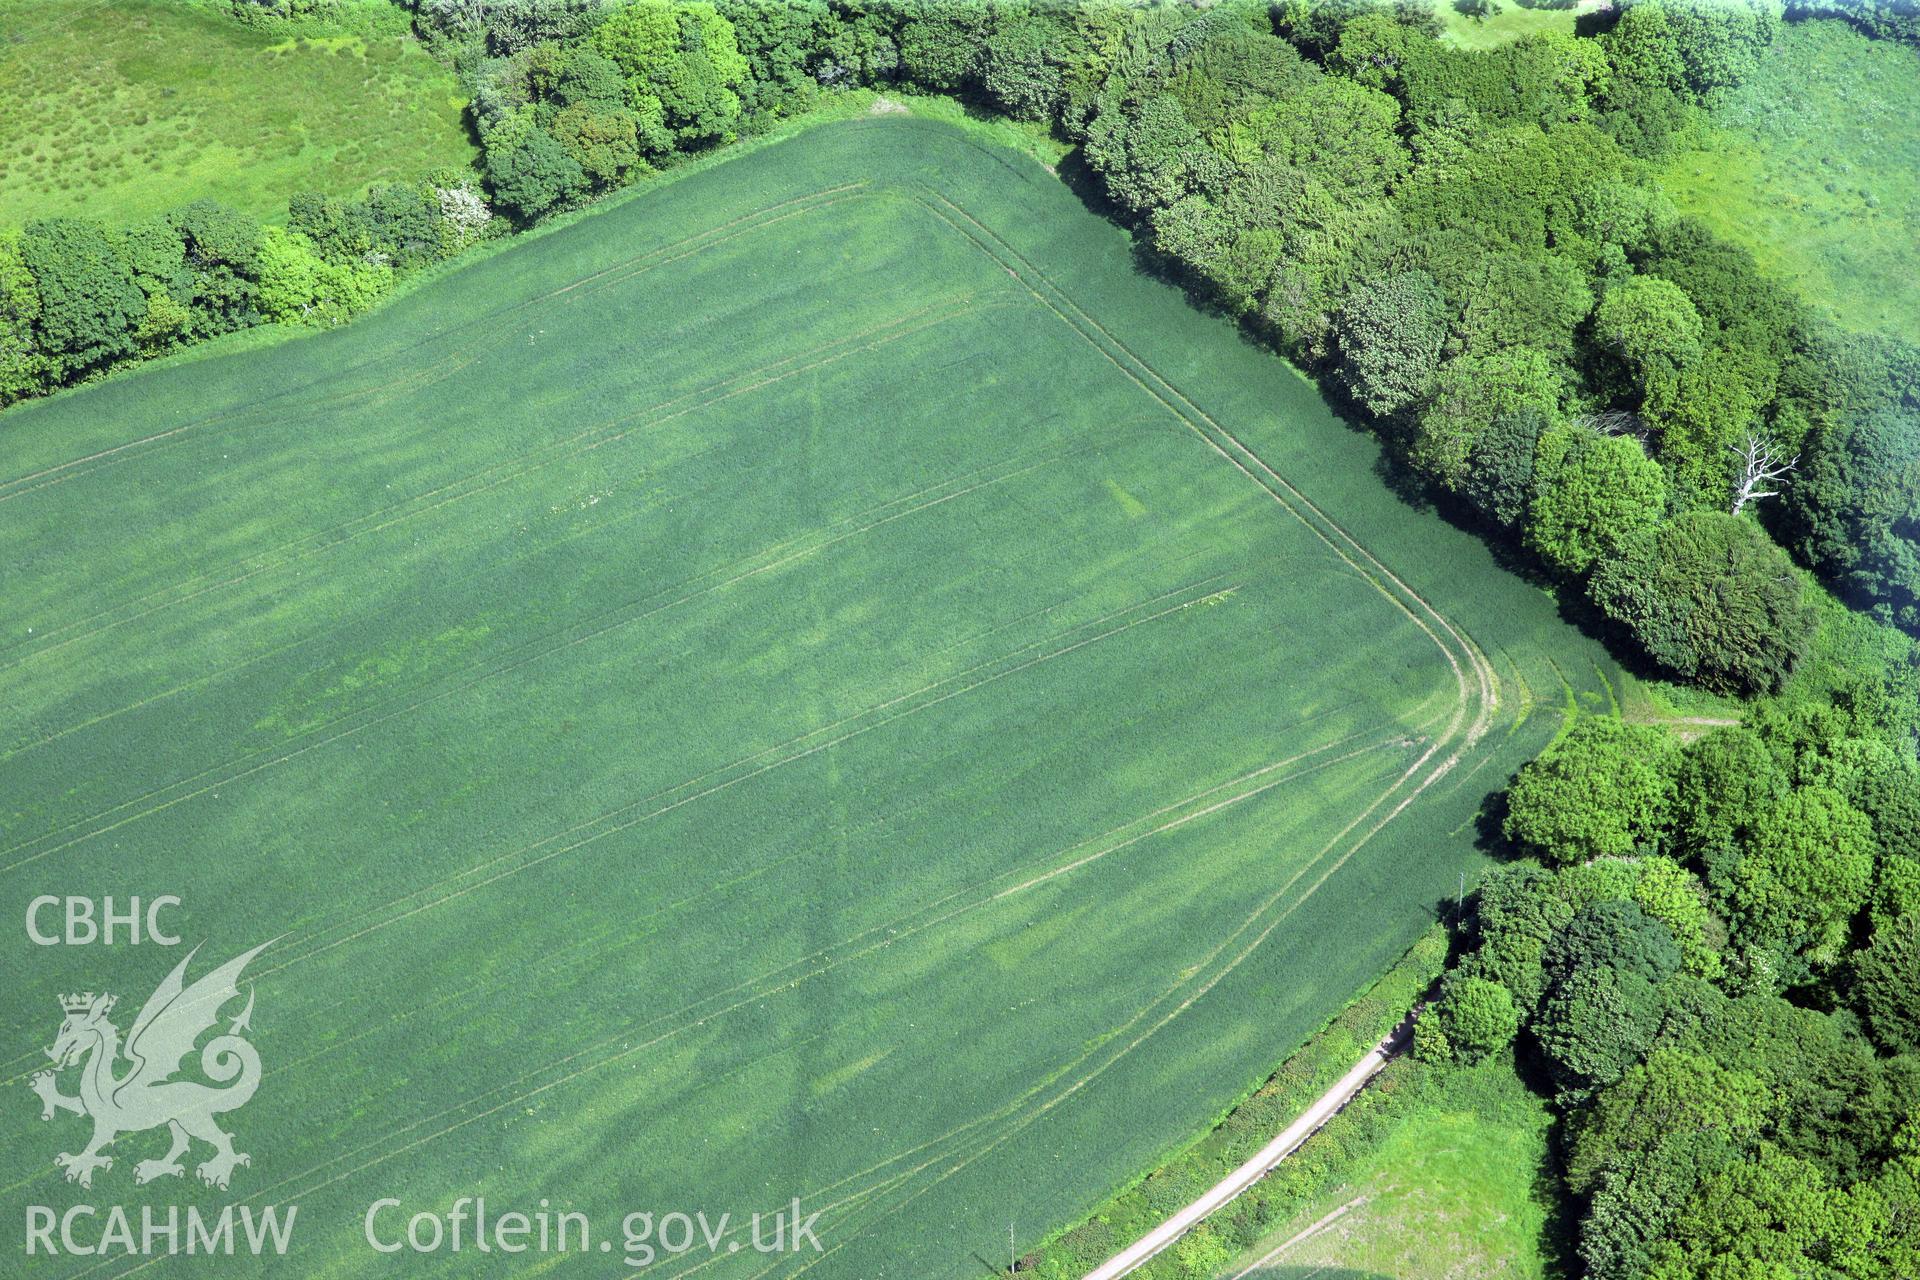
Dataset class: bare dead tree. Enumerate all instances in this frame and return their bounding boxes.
[1577,409,1651,443]
[1730,430,1798,515]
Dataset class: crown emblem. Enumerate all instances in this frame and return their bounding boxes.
[60,992,113,1016]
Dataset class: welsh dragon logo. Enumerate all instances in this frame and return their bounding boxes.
[30,941,269,1191]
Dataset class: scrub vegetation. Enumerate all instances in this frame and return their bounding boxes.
[0,0,476,227]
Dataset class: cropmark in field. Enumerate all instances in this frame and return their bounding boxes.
[0,118,1618,1278]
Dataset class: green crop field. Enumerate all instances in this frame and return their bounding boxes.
[0,117,1618,1278]
[0,0,475,228]
[1658,18,1920,343]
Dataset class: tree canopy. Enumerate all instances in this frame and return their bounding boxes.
[1591,511,1816,694]
[1505,718,1678,863]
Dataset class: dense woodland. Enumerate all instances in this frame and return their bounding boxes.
[3,1,1919,1274]
[1424,701,1920,1278]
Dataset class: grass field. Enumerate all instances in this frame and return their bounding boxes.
[1431,0,1596,52]
[1658,18,1920,342]
[0,0,476,228]
[1223,1059,1556,1280]
[0,116,1618,1278]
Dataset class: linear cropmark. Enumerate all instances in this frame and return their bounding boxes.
[0,119,1620,1278]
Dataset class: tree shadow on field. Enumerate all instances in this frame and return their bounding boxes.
[1475,784,1517,861]
[1055,143,1118,221]
[1526,1065,1585,1280]
[1127,235,1216,313]
[1536,1146,1586,1280]
[1575,5,1621,39]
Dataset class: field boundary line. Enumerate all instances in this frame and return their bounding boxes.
[639,167,1512,1272]
[248,177,1508,1280]
[206,706,1428,1280]
[642,682,1461,1279]
[22,158,1529,1280]
[204,739,1414,1214]
[69,602,1466,1263]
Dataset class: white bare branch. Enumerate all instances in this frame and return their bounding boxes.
[1578,410,1651,443]
[1729,430,1798,515]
